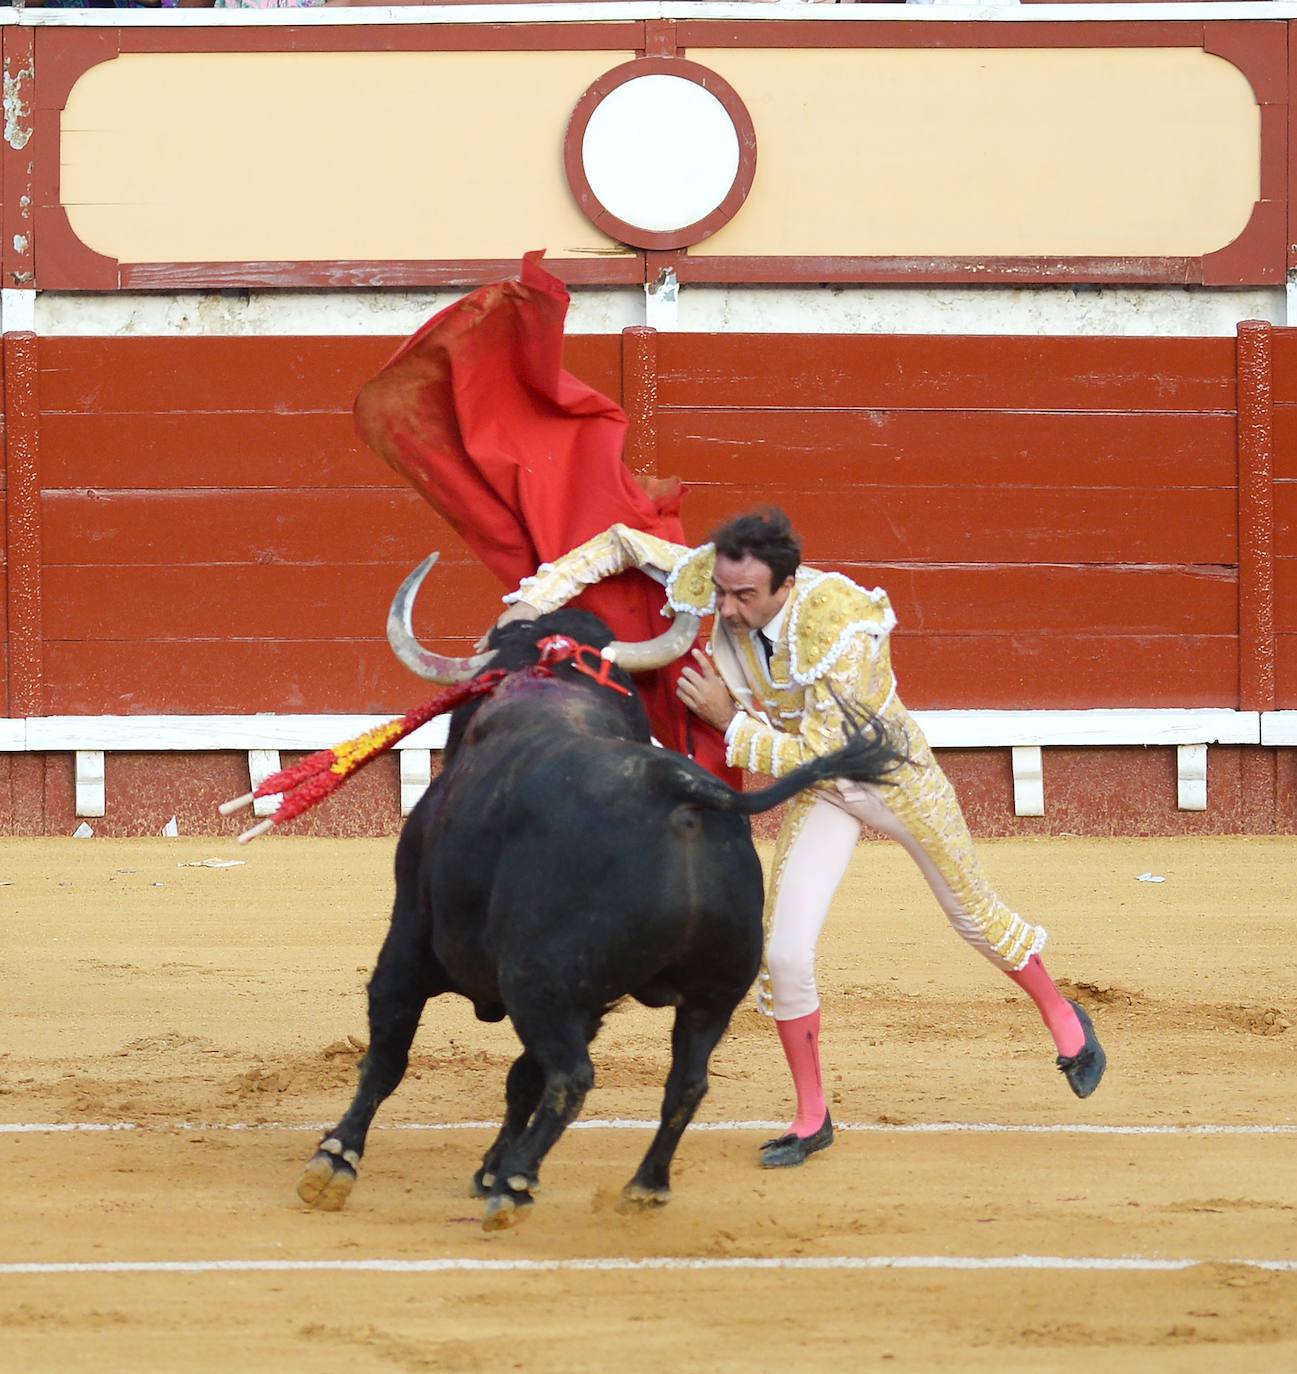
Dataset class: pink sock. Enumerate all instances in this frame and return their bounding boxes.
[776,1009,827,1137]
[1006,954,1085,1057]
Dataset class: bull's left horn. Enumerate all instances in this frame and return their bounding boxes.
[387,553,496,683]
[601,612,702,673]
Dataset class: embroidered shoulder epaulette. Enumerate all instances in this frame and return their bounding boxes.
[666,543,717,616]
[787,571,897,685]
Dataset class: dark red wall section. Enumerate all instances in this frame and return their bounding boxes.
[5,327,1286,718]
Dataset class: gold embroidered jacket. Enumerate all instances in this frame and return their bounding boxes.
[504,523,903,779]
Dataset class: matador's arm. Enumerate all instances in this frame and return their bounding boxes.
[503,523,699,615]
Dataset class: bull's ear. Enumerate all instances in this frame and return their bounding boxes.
[488,618,538,649]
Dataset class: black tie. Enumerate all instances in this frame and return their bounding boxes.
[758,632,775,668]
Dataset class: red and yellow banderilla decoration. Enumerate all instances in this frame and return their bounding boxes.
[217,634,628,844]
[218,671,507,844]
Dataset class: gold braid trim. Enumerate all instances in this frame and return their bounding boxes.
[666,543,717,615]
[874,727,1047,970]
[788,572,896,686]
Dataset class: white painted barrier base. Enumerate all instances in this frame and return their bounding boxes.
[0,707,1286,820]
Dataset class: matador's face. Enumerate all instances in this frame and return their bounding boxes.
[712,555,794,636]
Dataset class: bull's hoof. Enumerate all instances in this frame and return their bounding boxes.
[472,1168,539,1199]
[297,1142,358,1212]
[617,1181,671,1213]
[481,1190,533,1232]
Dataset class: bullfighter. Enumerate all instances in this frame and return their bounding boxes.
[494,507,1107,1168]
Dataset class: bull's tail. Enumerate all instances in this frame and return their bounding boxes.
[673,702,907,817]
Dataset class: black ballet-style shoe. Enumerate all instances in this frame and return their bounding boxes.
[760,1112,834,1169]
[1057,998,1107,1098]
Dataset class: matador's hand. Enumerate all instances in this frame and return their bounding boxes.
[476,600,540,651]
[676,649,738,732]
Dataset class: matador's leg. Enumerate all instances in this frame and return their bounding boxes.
[757,792,861,1161]
[833,729,1105,1098]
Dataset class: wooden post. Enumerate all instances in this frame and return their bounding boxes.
[2,27,36,294]
[621,326,658,479]
[1236,319,1275,713]
[4,330,45,832]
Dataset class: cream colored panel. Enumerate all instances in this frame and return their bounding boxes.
[61,51,634,263]
[690,49,1261,258]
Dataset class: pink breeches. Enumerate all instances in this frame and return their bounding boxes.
[764,782,1044,1021]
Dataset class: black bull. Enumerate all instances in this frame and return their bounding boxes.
[298,609,902,1230]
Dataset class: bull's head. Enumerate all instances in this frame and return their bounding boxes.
[387,554,703,682]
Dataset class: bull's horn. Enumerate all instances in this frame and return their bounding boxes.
[601,612,702,673]
[387,553,496,683]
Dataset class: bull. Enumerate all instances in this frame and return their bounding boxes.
[297,556,902,1230]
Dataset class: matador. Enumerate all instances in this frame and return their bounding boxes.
[497,508,1107,1168]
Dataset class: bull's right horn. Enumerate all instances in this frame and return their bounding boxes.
[387,553,496,683]
[601,612,702,673]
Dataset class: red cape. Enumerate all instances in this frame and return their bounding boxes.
[354,252,736,784]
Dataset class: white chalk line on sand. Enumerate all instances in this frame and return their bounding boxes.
[4,1119,1297,1136]
[3,1255,1296,1277]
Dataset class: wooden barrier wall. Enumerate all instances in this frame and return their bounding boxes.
[0,325,1286,718]
[0,322,1293,838]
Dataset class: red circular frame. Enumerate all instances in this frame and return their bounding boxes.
[563,58,759,253]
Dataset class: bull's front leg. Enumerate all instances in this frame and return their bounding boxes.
[472,1050,544,1198]
[297,924,437,1212]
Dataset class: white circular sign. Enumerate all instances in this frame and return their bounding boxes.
[581,75,741,234]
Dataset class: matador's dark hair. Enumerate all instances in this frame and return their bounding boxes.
[709,507,802,588]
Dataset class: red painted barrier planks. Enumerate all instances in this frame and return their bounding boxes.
[41,488,467,567]
[17,327,1277,723]
[1276,556,1297,631]
[892,635,1238,710]
[1270,329,1297,403]
[1278,637,1297,707]
[1271,481,1297,546]
[38,337,390,415]
[42,638,465,716]
[40,630,1239,718]
[39,411,390,491]
[1273,406,1297,478]
[42,561,1234,650]
[37,335,623,416]
[657,335,1237,412]
[43,560,506,643]
[658,408,1238,489]
[680,484,1237,565]
[831,564,1237,637]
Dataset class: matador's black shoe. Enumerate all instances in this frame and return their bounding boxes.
[1057,999,1106,1099]
[760,1112,834,1169]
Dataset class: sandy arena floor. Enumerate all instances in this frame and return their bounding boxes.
[2,834,1296,1372]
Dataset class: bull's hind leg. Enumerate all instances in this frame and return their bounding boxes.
[297,912,439,1212]
[480,1016,595,1232]
[620,1000,732,1212]
[471,1050,544,1198]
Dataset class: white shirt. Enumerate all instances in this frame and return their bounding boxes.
[722,594,792,746]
